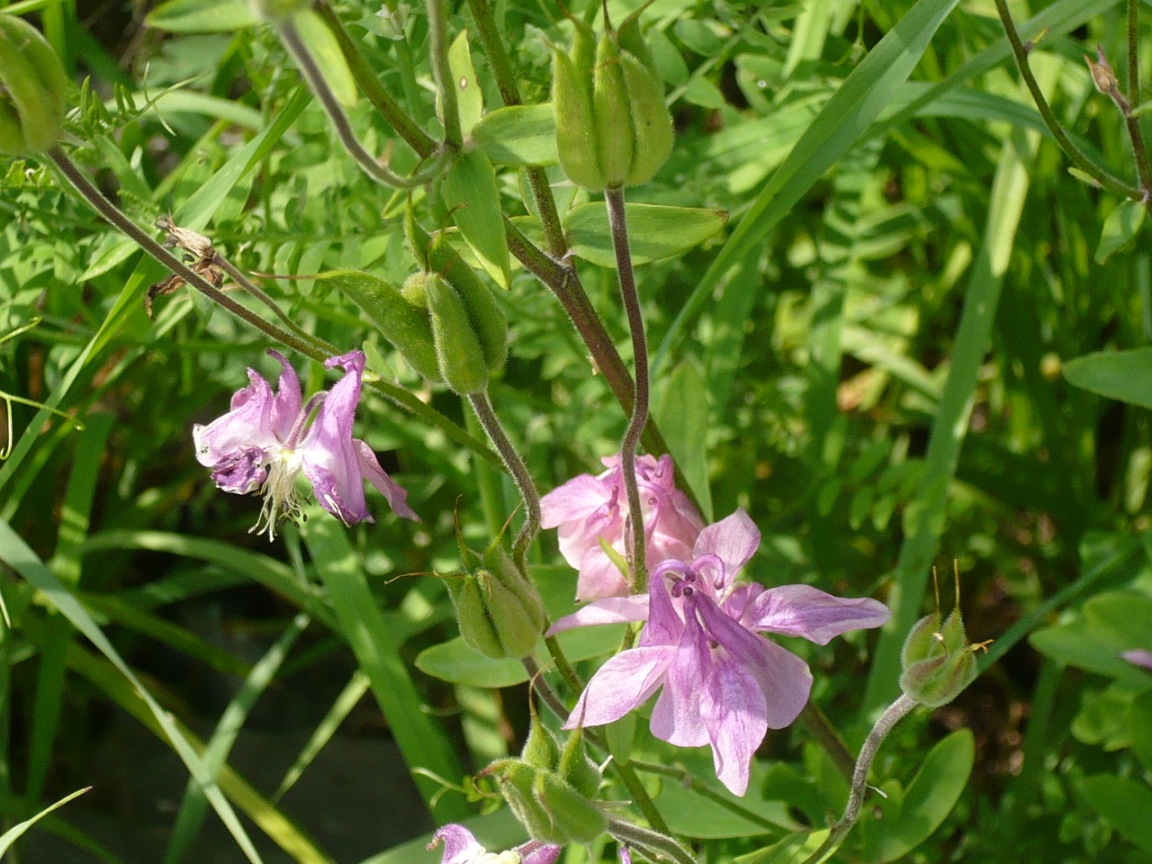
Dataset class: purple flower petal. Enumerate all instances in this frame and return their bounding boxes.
[734,584,891,645]
[517,840,563,864]
[428,825,485,864]
[563,646,675,730]
[693,508,760,585]
[193,367,277,468]
[356,440,419,521]
[1122,649,1152,671]
[546,595,650,636]
[266,350,302,441]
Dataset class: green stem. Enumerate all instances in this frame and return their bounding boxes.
[315,1,437,159]
[1124,0,1152,193]
[543,631,585,697]
[798,702,856,784]
[607,818,697,864]
[278,17,435,189]
[605,187,649,592]
[631,759,784,834]
[426,0,463,149]
[799,695,917,864]
[993,0,1143,198]
[466,391,541,569]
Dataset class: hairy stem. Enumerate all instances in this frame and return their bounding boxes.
[278,17,435,189]
[605,187,649,592]
[467,391,541,569]
[800,694,917,864]
[607,818,697,864]
[993,0,1142,198]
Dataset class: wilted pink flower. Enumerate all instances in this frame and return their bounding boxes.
[1122,649,1152,671]
[193,349,417,538]
[550,509,890,796]
[540,454,703,601]
[427,824,560,864]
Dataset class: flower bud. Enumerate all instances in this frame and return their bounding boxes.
[532,771,607,844]
[520,717,560,772]
[899,609,979,708]
[406,210,508,376]
[448,543,545,659]
[498,761,559,843]
[551,11,673,191]
[0,15,69,156]
[425,274,490,394]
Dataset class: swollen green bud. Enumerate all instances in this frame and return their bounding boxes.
[498,761,558,843]
[899,608,980,708]
[533,771,607,844]
[321,270,441,382]
[405,211,508,375]
[425,274,489,394]
[557,729,601,799]
[551,11,674,190]
[0,15,69,156]
[447,543,545,659]
[521,718,560,771]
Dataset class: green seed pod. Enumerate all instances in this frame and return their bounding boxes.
[620,51,673,187]
[447,544,544,659]
[0,15,69,156]
[498,761,561,843]
[321,270,441,382]
[592,35,634,190]
[521,717,560,772]
[616,7,659,78]
[552,47,604,191]
[899,609,979,708]
[406,212,508,375]
[426,274,489,395]
[533,771,607,844]
[557,729,601,799]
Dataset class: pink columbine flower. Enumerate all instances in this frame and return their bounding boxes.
[193,349,418,538]
[549,509,890,796]
[540,454,704,602]
[428,824,560,864]
[1122,649,1152,671]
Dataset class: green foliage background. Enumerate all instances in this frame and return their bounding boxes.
[2,0,1152,861]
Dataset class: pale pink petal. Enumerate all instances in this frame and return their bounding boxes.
[546,595,650,636]
[356,440,419,521]
[738,584,890,645]
[518,841,563,864]
[563,646,674,730]
[266,350,302,440]
[649,611,708,748]
[1123,649,1152,670]
[540,473,613,528]
[693,509,760,582]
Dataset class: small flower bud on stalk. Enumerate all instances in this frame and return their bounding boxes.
[0,15,69,156]
[552,8,673,191]
[448,541,545,659]
[899,566,989,707]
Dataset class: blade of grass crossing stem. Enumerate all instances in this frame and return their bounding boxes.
[299,513,469,823]
[26,414,114,805]
[0,518,267,863]
[653,0,963,377]
[164,612,312,864]
[274,671,372,802]
[864,122,1041,712]
[62,641,332,863]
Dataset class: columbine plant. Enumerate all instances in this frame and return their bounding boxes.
[193,348,418,538]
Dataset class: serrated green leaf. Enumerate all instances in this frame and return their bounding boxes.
[1096,198,1146,263]
[564,203,728,266]
[441,149,510,288]
[1064,347,1152,408]
[471,104,559,166]
[145,0,255,32]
